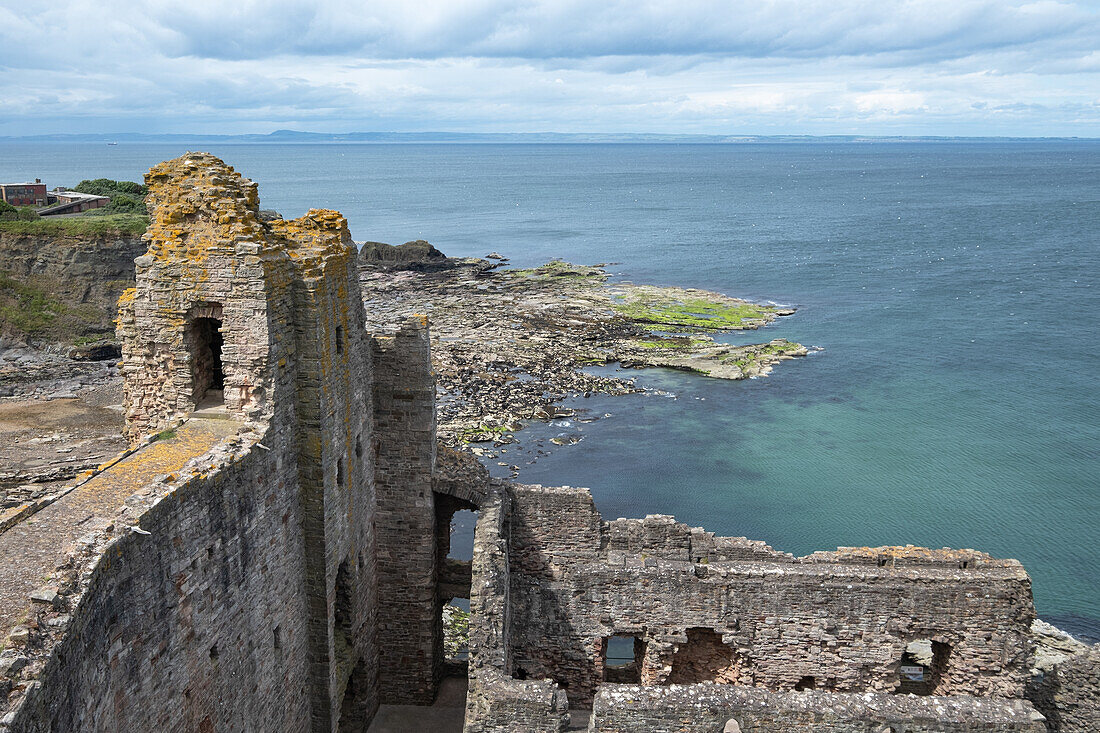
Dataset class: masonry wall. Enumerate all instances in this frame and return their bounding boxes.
[464,483,570,733]
[1026,644,1100,732]
[9,427,314,732]
[278,215,380,730]
[505,485,1035,707]
[118,154,288,440]
[371,317,440,704]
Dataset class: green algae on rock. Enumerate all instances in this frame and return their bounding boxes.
[618,337,810,380]
[609,283,793,331]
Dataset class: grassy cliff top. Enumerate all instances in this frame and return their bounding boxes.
[0,215,149,237]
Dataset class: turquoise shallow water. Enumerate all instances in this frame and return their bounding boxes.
[2,141,1097,638]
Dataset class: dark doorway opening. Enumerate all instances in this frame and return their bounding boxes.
[338,655,372,733]
[189,312,224,406]
[334,559,354,660]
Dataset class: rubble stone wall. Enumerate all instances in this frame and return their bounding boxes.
[590,684,1048,733]
[464,484,570,733]
[117,154,293,439]
[1026,644,1100,732]
[505,485,1035,707]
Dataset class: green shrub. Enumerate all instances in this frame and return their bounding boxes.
[0,202,40,222]
[71,178,149,215]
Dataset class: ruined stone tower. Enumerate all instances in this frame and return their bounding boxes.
[0,153,449,731]
[114,152,383,730]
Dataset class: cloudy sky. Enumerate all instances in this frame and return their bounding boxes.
[2,0,1099,136]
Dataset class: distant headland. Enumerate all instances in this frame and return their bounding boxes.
[3,130,1098,144]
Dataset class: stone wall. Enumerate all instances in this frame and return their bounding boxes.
[274,208,380,730]
[463,483,570,733]
[590,684,1048,733]
[1026,644,1100,732]
[370,317,441,704]
[505,484,1035,707]
[0,153,401,732]
[7,426,314,732]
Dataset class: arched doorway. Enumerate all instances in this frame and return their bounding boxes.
[187,304,224,407]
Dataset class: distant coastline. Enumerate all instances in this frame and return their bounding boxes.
[3,130,1099,144]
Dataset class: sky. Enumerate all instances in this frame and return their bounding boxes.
[1,0,1099,137]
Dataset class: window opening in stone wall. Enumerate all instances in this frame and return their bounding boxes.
[447,509,477,562]
[355,434,363,459]
[443,597,471,663]
[896,639,951,695]
[795,675,816,690]
[337,457,345,488]
[188,312,225,408]
[273,625,281,650]
[335,325,344,354]
[437,498,477,677]
[667,628,741,685]
[602,634,644,683]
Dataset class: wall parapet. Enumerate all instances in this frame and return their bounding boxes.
[590,683,1048,732]
[0,419,305,731]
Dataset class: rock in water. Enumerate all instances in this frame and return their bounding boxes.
[358,239,448,269]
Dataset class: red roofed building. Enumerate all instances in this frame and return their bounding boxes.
[0,180,48,207]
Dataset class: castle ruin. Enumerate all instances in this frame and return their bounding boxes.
[0,154,1094,732]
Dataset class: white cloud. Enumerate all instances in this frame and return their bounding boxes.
[0,0,1098,135]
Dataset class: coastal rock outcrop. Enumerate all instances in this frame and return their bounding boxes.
[0,229,146,345]
[358,239,449,269]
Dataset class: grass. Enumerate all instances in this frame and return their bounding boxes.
[614,292,777,331]
[0,273,64,335]
[152,429,177,442]
[0,272,107,340]
[0,214,148,237]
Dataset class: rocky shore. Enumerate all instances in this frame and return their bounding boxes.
[358,254,810,453]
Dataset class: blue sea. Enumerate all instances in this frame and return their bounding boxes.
[2,141,1097,639]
